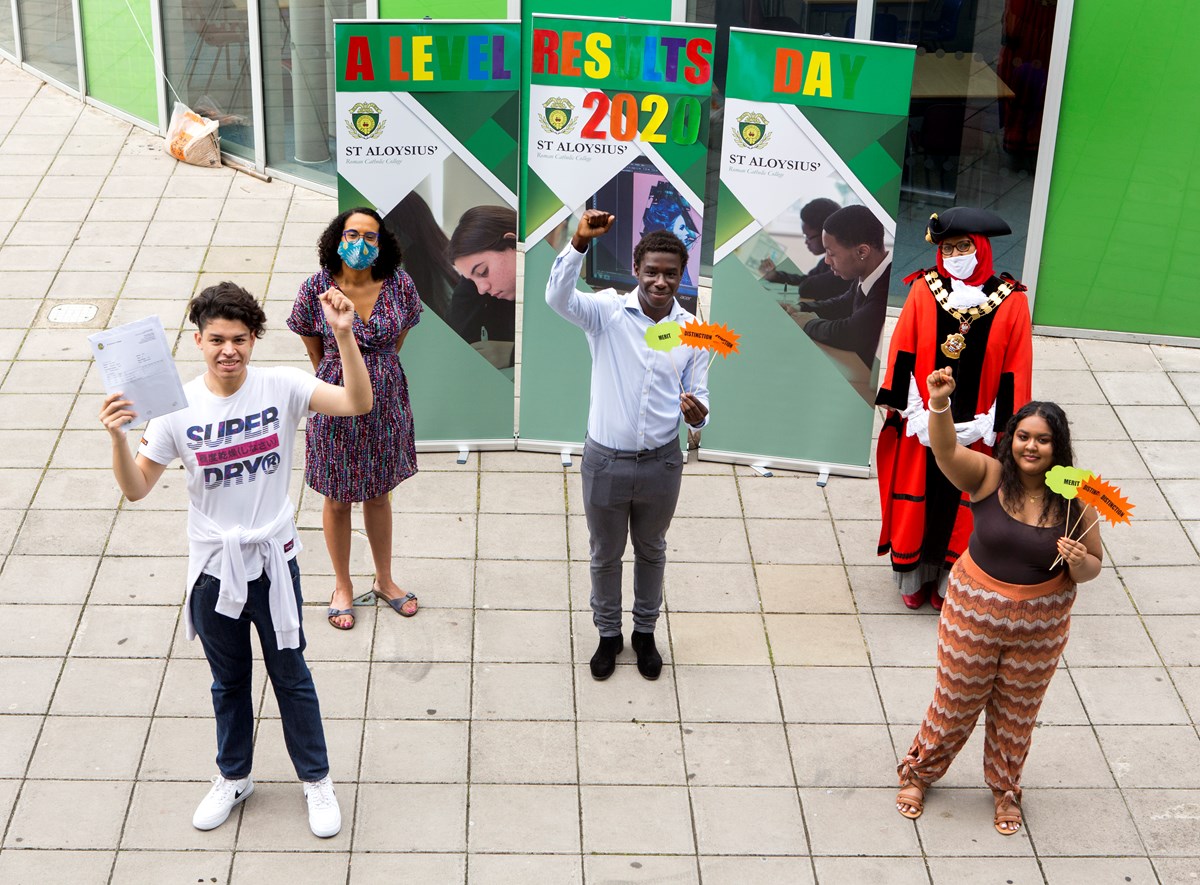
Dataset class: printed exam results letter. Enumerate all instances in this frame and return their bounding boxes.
[88,316,187,426]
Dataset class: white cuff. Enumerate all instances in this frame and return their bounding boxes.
[901,376,931,446]
[900,374,998,449]
[952,400,997,447]
[899,376,924,420]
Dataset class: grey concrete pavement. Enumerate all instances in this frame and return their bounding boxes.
[2,60,1200,884]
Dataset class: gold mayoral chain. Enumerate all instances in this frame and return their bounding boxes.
[923,269,1015,359]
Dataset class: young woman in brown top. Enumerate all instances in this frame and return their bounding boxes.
[894,367,1102,836]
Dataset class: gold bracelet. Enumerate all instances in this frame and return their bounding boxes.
[929,398,951,414]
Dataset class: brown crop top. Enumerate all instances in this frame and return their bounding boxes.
[967,490,1067,585]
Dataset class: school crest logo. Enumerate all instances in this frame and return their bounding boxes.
[732,111,771,149]
[539,97,578,135]
[346,102,386,139]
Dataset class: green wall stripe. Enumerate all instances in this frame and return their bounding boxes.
[1037,0,1200,338]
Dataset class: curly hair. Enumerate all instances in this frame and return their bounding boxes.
[317,206,401,280]
[633,229,688,271]
[187,281,267,337]
[996,400,1076,527]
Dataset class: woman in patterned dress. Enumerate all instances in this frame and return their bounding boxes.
[288,207,422,629]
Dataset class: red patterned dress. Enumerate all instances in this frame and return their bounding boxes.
[287,268,421,502]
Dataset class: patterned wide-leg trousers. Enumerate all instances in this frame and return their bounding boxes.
[899,552,1076,801]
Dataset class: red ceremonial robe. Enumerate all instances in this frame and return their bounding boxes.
[874,270,1033,576]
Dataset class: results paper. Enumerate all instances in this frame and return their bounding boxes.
[88,316,187,426]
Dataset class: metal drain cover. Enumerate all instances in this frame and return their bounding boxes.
[48,303,99,324]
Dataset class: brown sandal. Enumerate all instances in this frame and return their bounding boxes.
[993,790,1022,835]
[896,781,927,819]
[896,755,928,819]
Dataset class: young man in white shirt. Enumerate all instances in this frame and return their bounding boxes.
[98,281,373,837]
[546,210,710,681]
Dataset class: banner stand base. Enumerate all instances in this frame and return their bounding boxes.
[698,448,870,480]
[560,448,573,468]
[517,439,584,457]
[817,468,830,488]
[750,463,773,478]
[415,439,517,457]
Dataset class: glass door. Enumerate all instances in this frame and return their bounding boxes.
[15,0,79,88]
[160,0,256,161]
[890,0,1059,301]
[1,0,16,57]
[259,0,365,185]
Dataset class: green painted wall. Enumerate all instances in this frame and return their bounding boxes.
[80,0,158,124]
[1035,0,1200,338]
[379,0,507,17]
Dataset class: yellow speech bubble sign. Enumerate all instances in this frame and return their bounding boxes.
[644,321,682,352]
[1045,465,1093,499]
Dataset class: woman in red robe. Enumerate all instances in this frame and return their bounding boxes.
[875,208,1033,609]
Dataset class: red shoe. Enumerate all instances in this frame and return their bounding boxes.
[901,583,930,610]
[929,590,944,611]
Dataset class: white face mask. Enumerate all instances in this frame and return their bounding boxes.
[943,252,978,280]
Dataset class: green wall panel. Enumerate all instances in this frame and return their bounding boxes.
[379,0,507,17]
[80,0,157,124]
[1036,0,1200,338]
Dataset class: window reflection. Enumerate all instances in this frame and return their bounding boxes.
[261,0,366,184]
[161,0,255,161]
[16,0,79,88]
[893,0,1056,301]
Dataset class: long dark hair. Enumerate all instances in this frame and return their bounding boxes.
[385,192,458,318]
[996,400,1076,527]
[317,206,401,280]
[448,205,516,261]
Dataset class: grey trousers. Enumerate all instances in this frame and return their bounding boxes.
[581,437,684,637]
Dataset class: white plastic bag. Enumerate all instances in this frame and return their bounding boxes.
[164,102,221,167]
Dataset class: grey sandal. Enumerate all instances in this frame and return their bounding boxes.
[327,604,354,630]
[372,583,418,617]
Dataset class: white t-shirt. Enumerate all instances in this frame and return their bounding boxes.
[139,366,319,580]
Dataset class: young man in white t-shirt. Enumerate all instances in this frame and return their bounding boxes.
[99,281,373,838]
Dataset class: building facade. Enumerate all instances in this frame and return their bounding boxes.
[2,0,1195,342]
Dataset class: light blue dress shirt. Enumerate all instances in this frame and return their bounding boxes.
[545,242,711,452]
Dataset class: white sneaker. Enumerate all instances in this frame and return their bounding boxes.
[303,775,341,838]
[193,775,253,830]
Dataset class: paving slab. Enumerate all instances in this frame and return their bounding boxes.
[1,59,1199,883]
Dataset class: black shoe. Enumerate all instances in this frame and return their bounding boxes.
[590,635,624,680]
[630,630,662,680]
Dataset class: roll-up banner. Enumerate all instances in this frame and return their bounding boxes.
[518,14,717,452]
[702,29,915,475]
[517,0,676,238]
[334,20,521,449]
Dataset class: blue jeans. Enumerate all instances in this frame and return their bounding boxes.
[190,558,329,782]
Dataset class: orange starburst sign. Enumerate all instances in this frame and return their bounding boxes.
[679,319,741,357]
[1076,475,1134,526]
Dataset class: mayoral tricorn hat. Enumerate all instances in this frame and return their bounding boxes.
[925,207,1011,243]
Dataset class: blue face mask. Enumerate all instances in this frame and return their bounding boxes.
[338,237,378,270]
